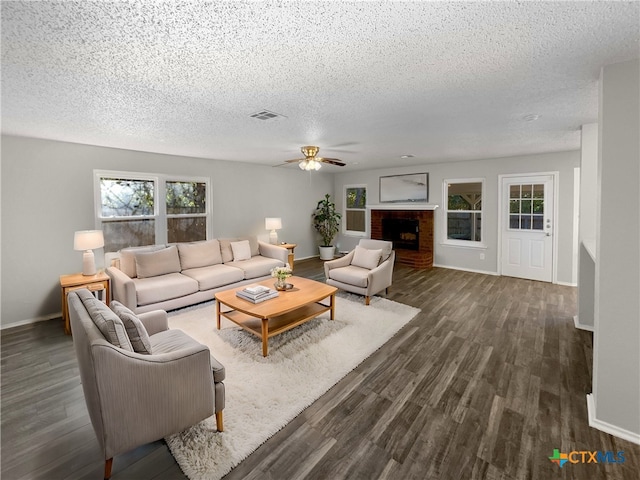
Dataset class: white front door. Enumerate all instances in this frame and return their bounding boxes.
[501,174,555,282]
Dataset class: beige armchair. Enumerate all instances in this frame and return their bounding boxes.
[68,289,224,479]
[324,239,395,305]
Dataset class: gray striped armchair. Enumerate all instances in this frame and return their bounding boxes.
[68,289,224,479]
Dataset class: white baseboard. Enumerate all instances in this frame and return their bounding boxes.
[295,254,319,261]
[586,394,640,445]
[573,315,594,332]
[432,263,499,276]
[1,312,61,331]
[556,280,578,287]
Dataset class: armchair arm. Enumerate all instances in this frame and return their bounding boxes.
[92,340,214,459]
[258,241,288,265]
[324,251,354,279]
[106,266,137,311]
[138,310,168,336]
[366,251,396,296]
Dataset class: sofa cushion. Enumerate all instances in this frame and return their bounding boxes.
[177,239,222,270]
[226,256,284,279]
[119,244,166,278]
[351,245,382,270]
[240,236,260,257]
[327,265,369,288]
[219,236,259,262]
[182,264,245,290]
[218,238,237,263]
[110,301,153,354]
[133,273,199,306]
[149,329,225,382]
[76,289,134,351]
[231,240,252,261]
[135,245,181,279]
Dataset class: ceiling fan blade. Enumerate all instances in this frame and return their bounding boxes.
[319,157,346,166]
[284,158,305,163]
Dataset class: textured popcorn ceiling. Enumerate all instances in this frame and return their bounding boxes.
[1,1,639,170]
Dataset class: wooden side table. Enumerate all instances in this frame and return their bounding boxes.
[280,243,297,271]
[60,271,110,335]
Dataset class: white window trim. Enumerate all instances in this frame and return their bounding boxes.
[442,177,486,249]
[343,184,368,237]
[94,170,212,246]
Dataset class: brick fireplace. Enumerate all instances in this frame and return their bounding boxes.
[369,205,436,269]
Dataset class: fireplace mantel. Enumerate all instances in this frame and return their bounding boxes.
[367,204,439,211]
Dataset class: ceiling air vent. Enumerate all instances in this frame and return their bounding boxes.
[250,110,287,121]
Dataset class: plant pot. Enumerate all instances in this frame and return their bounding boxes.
[318,246,336,260]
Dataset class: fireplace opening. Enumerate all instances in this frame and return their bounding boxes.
[382,218,419,250]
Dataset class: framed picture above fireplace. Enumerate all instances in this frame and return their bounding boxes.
[379,173,429,203]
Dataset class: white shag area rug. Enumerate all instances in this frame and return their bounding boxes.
[165,293,420,480]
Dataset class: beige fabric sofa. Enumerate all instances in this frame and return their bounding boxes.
[107,236,288,313]
[68,288,225,479]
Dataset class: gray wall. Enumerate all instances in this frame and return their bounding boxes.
[0,135,581,328]
[0,135,333,327]
[592,58,640,439]
[334,150,580,283]
[576,123,598,331]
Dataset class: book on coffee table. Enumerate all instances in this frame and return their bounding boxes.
[236,289,279,303]
[243,285,271,295]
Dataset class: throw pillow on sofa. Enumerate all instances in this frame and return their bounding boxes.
[119,244,166,278]
[351,245,383,270]
[220,236,260,263]
[110,301,153,354]
[135,245,181,278]
[230,240,252,261]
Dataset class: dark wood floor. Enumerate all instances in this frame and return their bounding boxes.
[2,259,639,479]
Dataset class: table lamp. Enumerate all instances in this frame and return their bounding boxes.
[265,217,282,245]
[74,230,104,276]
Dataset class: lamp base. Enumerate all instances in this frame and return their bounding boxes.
[269,230,278,245]
[82,250,97,276]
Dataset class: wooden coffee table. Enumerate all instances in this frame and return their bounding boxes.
[215,276,337,356]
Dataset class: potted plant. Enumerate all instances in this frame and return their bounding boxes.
[312,193,341,260]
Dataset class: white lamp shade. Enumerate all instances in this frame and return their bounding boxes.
[74,230,104,251]
[265,218,282,230]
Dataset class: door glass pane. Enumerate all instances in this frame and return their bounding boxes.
[509,215,520,229]
[521,185,532,198]
[510,200,520,213]
[521,215,532,229]
[521,200,532,214]
[533,200,544,213]
[533,184,544,198]
[510,185,520,198]
[532,215,544,230]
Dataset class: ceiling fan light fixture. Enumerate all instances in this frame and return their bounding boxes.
[299,158,321,171]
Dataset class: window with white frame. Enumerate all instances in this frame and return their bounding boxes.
[444,179,484,245]
[95,171,210,252]
[343,185,367,236]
